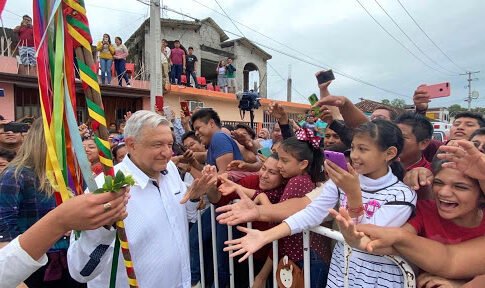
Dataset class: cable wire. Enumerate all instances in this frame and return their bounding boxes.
[190,0,409,98]
[395,0,469,72]
[374,0,460,75]
[355,0,455,77]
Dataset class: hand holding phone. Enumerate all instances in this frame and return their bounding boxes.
[421,82,450,99]
[316,70,335,85]
[180,101,191,117]
[324,150,348,171]
[155,96,164,111]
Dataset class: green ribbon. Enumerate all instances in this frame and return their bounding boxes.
[109,235,121,288]
[86,97,106,118]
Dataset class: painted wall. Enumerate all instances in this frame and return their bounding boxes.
[0,83,15,120]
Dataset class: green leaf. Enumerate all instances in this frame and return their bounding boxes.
[124,175,135,186]
[114,170,125,184]
[104,176,113,191]
[94,188,106,194]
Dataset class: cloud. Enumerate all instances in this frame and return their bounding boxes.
[3,0,484,108]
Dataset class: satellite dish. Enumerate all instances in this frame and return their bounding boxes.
[472,91,479,99]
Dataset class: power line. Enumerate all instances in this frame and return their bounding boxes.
[354,0,455,77]
[213,0,245,38]
[190,0,409,98]
[395,0,468,72]
[373,0,460,75]
[267,62,308,103]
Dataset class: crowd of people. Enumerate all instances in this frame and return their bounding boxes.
[1,77,485,288]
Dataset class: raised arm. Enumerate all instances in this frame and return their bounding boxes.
[358,225,485,279]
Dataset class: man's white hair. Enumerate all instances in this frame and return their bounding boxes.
[124,110,170,139]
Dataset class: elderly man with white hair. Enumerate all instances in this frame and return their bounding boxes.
[68,111,198,288]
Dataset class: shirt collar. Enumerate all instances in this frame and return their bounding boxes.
[121,155,168,190]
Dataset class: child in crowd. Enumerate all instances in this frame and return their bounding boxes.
[332,157,485,287]
[230,129,330,287]
[225,120,417,288]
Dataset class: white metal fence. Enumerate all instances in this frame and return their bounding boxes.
[196,205,416,288]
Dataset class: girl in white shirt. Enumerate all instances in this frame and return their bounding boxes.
[225,120,417,287]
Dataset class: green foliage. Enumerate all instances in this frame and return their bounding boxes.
[390,98,406,109]
[94,170,135,194]
[381,99,390,105]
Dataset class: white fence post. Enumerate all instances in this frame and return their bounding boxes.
[210,204,219,288]
[303,230,311,288]
[247,222,255,287]
[197,210,206,288]
[272,240,278,288]
[228,224,235,288]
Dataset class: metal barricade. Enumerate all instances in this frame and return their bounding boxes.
[198,206,416,288]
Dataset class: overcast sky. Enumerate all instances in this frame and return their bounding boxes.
[2,0,484,108]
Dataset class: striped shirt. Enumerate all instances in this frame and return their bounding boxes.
[285,168,417,287]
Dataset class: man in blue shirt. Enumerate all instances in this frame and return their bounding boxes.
[190,108,243,288]
[191,108,242,172]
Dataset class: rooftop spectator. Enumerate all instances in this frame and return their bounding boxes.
[13,15,36,67]
[96,33,115,85]
[170,40,185,85]
[113,37,131,87]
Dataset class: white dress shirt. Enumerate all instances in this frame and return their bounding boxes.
[67,156,198,288]
[0,236,48,287]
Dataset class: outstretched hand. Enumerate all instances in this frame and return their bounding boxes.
[404,167,434,190]
[216,189,260,225]
[218,174,241,196]
[268,102,288,124]
[224,226,267,262]
[180,165,218,204]
[329,207,368,250]
[437,140,485,180]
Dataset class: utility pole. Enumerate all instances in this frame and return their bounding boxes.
[149,0,162,112]
[286,64,292,102]
[460,71,480,111]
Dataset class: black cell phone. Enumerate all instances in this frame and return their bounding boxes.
[316,70,335,85]
[4,122,30,133]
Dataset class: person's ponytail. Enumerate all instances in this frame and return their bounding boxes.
[389,161,405,181]
[309,147,325,183]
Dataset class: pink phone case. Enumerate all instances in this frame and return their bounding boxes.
[423,82,450,99]
[324,151,348,171]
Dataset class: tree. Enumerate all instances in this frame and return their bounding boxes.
[390,98,406,109]
[381,99,390,105]
[448,104,465,117]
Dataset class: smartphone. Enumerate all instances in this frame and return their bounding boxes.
[155,95,164,110]
[258,147,272,158]
[324,150,348,171]
[308,94,322,117]
[180,101,191,117]
[4,122,30,133]
[316,70,335,85]
[163,106,173,121]
[422,82,450,99]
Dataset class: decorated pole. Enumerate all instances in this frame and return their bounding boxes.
[32,0,138,286]
[62,1,138,287]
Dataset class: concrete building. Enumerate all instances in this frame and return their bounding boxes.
[125,17,271,98]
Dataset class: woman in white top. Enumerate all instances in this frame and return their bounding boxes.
[216,60,227,92]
